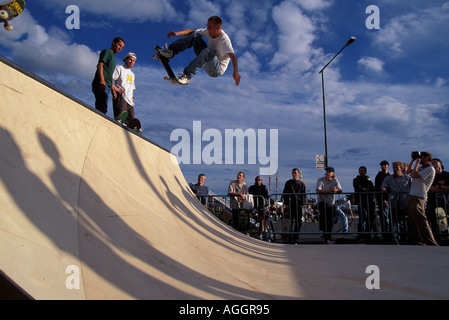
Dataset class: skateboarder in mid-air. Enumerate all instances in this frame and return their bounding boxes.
[155,15,241,86]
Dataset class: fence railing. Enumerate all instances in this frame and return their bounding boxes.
[201,191,449,245]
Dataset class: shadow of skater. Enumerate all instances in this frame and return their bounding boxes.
[36,131,198,299]
[0,127,79,255]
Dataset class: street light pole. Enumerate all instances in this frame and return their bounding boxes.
[319,37,356,168]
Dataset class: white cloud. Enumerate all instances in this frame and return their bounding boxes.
[435,77,448,87]
[270,1,319,74]
[238,51,262,75]
[186,0,222,26]
[0,11,97,80]
[374,2,449,55]
[358,56,384,73]
[290,0,332,11]
[40,0,179,22]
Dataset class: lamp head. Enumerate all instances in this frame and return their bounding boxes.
[346,36,356,47]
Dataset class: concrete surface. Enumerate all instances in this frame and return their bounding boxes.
[1,55,448,300]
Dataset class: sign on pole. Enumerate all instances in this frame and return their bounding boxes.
[316,155,325,170]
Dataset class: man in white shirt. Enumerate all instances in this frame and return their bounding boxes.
[316,167,343,244]
[113,52,139,131]
[228,172,248,232]
[407,152,438,245]
[155,16,241,86]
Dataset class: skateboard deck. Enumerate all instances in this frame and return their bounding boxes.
[153,45,181,86]
[115,111,128,123]
[0,0,25,31]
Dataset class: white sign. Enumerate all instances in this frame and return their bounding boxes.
[316,155,325,169]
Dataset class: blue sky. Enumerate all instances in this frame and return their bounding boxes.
[1,0,448,195]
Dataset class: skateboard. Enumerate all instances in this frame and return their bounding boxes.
[128,118,142,134]
[115,111,128,124]
[0,0,25,31]
[153,45,181,86]
[436,207,448,233]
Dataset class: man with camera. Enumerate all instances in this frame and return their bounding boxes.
[407,151,438,245]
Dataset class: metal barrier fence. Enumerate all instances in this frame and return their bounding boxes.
[203,191,449,245]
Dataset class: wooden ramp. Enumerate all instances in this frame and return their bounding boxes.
[1,56,448,300]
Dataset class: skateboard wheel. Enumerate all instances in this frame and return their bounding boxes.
[0,10,9,20]
[4,23,12,31]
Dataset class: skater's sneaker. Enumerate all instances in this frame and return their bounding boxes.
[155,45,174,61]
[177,74,191,85]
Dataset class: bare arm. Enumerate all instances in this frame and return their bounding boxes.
[408,159,422,179]
[228,53,241,86]
[96,62,106,92]
[228,192,246,200]
[167,29,195,38]
[316,187,342,194]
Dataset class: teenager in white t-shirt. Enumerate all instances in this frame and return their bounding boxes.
[112,52,137,127]
[155,16,241,86]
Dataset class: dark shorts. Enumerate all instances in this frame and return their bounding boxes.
[113,94,134,125]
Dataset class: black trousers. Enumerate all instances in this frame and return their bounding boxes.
[318,202,335,242]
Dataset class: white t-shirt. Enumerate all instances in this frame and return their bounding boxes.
[316,177,342,206]
[113,65,136,106]
[197,28,234,75]
[410,165,435,199]
[228,180,248,209]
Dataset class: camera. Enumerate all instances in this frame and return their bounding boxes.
[412,151,421,160]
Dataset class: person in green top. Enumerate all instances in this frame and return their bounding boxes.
[92,37,125,114]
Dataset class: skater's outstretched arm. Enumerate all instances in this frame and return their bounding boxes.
[228,53,241,86]
[167,29,195,38]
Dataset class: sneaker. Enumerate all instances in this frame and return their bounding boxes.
[155,45,174,61]
[177,74,191,85]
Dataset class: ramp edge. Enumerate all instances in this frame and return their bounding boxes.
[0,54,171,154]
